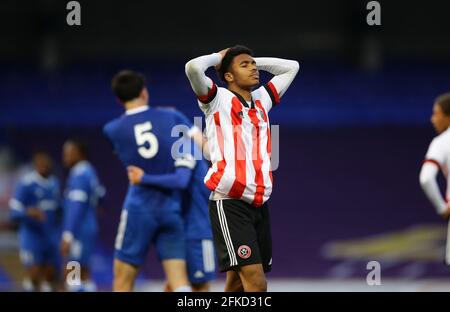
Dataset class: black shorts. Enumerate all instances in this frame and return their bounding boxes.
[209,199,272,273]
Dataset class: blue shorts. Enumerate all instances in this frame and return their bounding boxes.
[114,209,186,266]
[19,235,60,268]
[68,231,96,267]
[186,239,217,284]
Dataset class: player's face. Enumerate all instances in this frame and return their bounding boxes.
[62,142,78,168]
[228,54,259,89]
[431,103,450,134]
[33,154,52,177]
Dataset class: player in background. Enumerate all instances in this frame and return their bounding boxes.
[103,70,192,292]
[9,151,61,291]
[127,113,216,292]
[420,94,450,242]
[185,45,299,292]
[61,139,104,292]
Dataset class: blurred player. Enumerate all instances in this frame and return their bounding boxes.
[61,139,104,292]
[103,70,192,292]
[185,45,299,291]
[127,127,216,292]
[420,93,450,224]
[9,151,61,291]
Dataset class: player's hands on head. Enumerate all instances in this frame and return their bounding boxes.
[217,48,230,59]
[215,48,230,71]
[127,166,145,185]
[26,207,46,222]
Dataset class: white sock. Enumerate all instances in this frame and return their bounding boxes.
[41,281,52,292]
[66,282,83,292]
[22,278,35,292]
[83,280,97,292]
[173,285,192,292]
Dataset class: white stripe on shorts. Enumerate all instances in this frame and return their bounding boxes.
[115,210,128,250]
[202,239,215,273]
[216,200,237,266]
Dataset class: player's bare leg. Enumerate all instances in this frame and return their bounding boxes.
[236,264,267,292]
[161,259,191,291]
[80,266,97,291]
[62,265,70,290]
[113,259,139,291]
[224,270,244,292]
[163,281,172,292]
[164,280,210,292]
[62,265,91,291]
[80,267,90,282]
[25,265,43,291]
[42,264,60,291]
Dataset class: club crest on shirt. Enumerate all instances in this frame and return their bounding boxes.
[237,245,251,259]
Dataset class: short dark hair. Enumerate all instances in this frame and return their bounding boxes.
[66,139,88,158]
[217,45,253,83]
[436,93,450,116]
[112,70,146,102]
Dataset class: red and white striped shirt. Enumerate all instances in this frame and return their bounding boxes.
[420,127,450,214]
[199,82,280,206]
[186,53,299,206]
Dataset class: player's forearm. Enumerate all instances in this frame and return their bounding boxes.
[420,164,448,214]
[140,167,192,190]
[185,53,221,96]
[190,129,210,160]
[255,57,299,75]
[255,57,299,97]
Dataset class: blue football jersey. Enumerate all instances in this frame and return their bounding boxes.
[63,161,102,238]
[182,143,213,240]
[164,109,213,240]
[103,106,192,214]
[9,171,61,241]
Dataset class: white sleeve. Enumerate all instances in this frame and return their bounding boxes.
[67,189,88,203]
[420,162,448,215]
[254,57,299,98]
[185,53,222,103]
[425,138,446,166]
